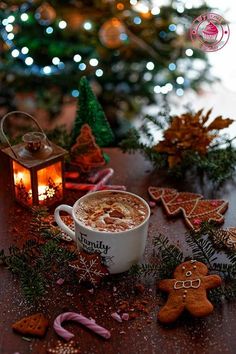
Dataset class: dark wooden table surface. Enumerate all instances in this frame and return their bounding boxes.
[1,148,236,354]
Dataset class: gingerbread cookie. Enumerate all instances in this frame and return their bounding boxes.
[187,200,228,230]
[211,227,236,251]
[12,313,49,337]
[148,187,177,203]
[69,251,109,286]
[70,124,105,172]
[148,187,228,231]
[157,260,222,324]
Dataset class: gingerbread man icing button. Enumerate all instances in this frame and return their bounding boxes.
[157,260,222,324]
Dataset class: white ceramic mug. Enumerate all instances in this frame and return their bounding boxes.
[54,190,150,274]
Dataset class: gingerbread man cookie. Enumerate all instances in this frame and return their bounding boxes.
[157,260,222,324]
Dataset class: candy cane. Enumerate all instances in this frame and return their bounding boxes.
[88,168,114,193]
[65,182,126,191]
[65,167,126,193]
[53,312,111,341]
[88,169,104,183]
[100,185,126,191]
[65,182,95,191]
[64,171,80,179]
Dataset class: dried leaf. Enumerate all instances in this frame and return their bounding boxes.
[168,155,181,168]
[207,117,234,131]
[202,108,212,125]
[193,109,204,123]
[154,141,175,154]
[153,109,234,168]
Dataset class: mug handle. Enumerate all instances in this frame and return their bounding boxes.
[54,204,76,243]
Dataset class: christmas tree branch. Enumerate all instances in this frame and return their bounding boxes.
[121,106,236,186]
[133,223,236,303]
[0,207,77,302]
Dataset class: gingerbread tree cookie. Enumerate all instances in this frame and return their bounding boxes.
[71,124,105,172]
[157,260,222,324]
[148,187,228,231]
[12,313,49,337]
[163,192,202,216]
[187,199,228,230]
[148,187,177,203]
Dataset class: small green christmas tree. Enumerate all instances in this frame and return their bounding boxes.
[71,77,114,147]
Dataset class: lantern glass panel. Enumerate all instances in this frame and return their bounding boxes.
[37,161,63,205]
[13,160,32,206]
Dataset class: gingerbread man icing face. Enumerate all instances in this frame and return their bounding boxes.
[157,260,222,324]
[173,260,204,293]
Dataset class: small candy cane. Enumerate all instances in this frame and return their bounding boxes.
[100,185,126,191]
[88,168,114,193]
[65,182,126,191]
[53,312,111,341]
[111,312,122,323]
[65,167,126,192]
[121,313,129,321]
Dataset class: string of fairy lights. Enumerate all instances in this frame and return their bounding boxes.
[0,0,201,99]
[1,12,103,78]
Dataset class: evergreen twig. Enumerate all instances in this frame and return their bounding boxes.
[0,207,77,302]
[120,106,236,186]
[133,223,236,303]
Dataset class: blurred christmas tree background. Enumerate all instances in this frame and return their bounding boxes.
[0,0,214,140]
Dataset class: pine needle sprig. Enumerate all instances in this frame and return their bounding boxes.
[1,238,77,302]
[0,207,77,302]
[120,104,236,186]
[153,233,183,262]
[211,263,236,279]
[143,114,167,131]
[185,232,218,268]
[119,128,142,152]
[130,234,184,279]
[153,233,184,278]
[209,280,236,303]
[227,252,236,266]
[133,223,236,303]
[21,273,45,302]
[139,122,155,144]
[130,263,160,278]
[221,280,236,301]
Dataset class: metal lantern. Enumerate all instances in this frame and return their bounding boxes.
[0,111,67,208]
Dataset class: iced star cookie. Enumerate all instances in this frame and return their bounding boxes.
[69,251,109,286]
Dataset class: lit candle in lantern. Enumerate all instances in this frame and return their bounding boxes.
[1,111,67,208]
[14,171,25,183]
[38,185,56,201]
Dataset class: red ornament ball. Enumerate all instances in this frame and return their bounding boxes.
[35,2,57,23]
[99,18,126,49]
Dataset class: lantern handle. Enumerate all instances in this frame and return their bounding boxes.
[0,110,51,159]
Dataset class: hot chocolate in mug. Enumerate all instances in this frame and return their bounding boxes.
[54,190,150,274]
